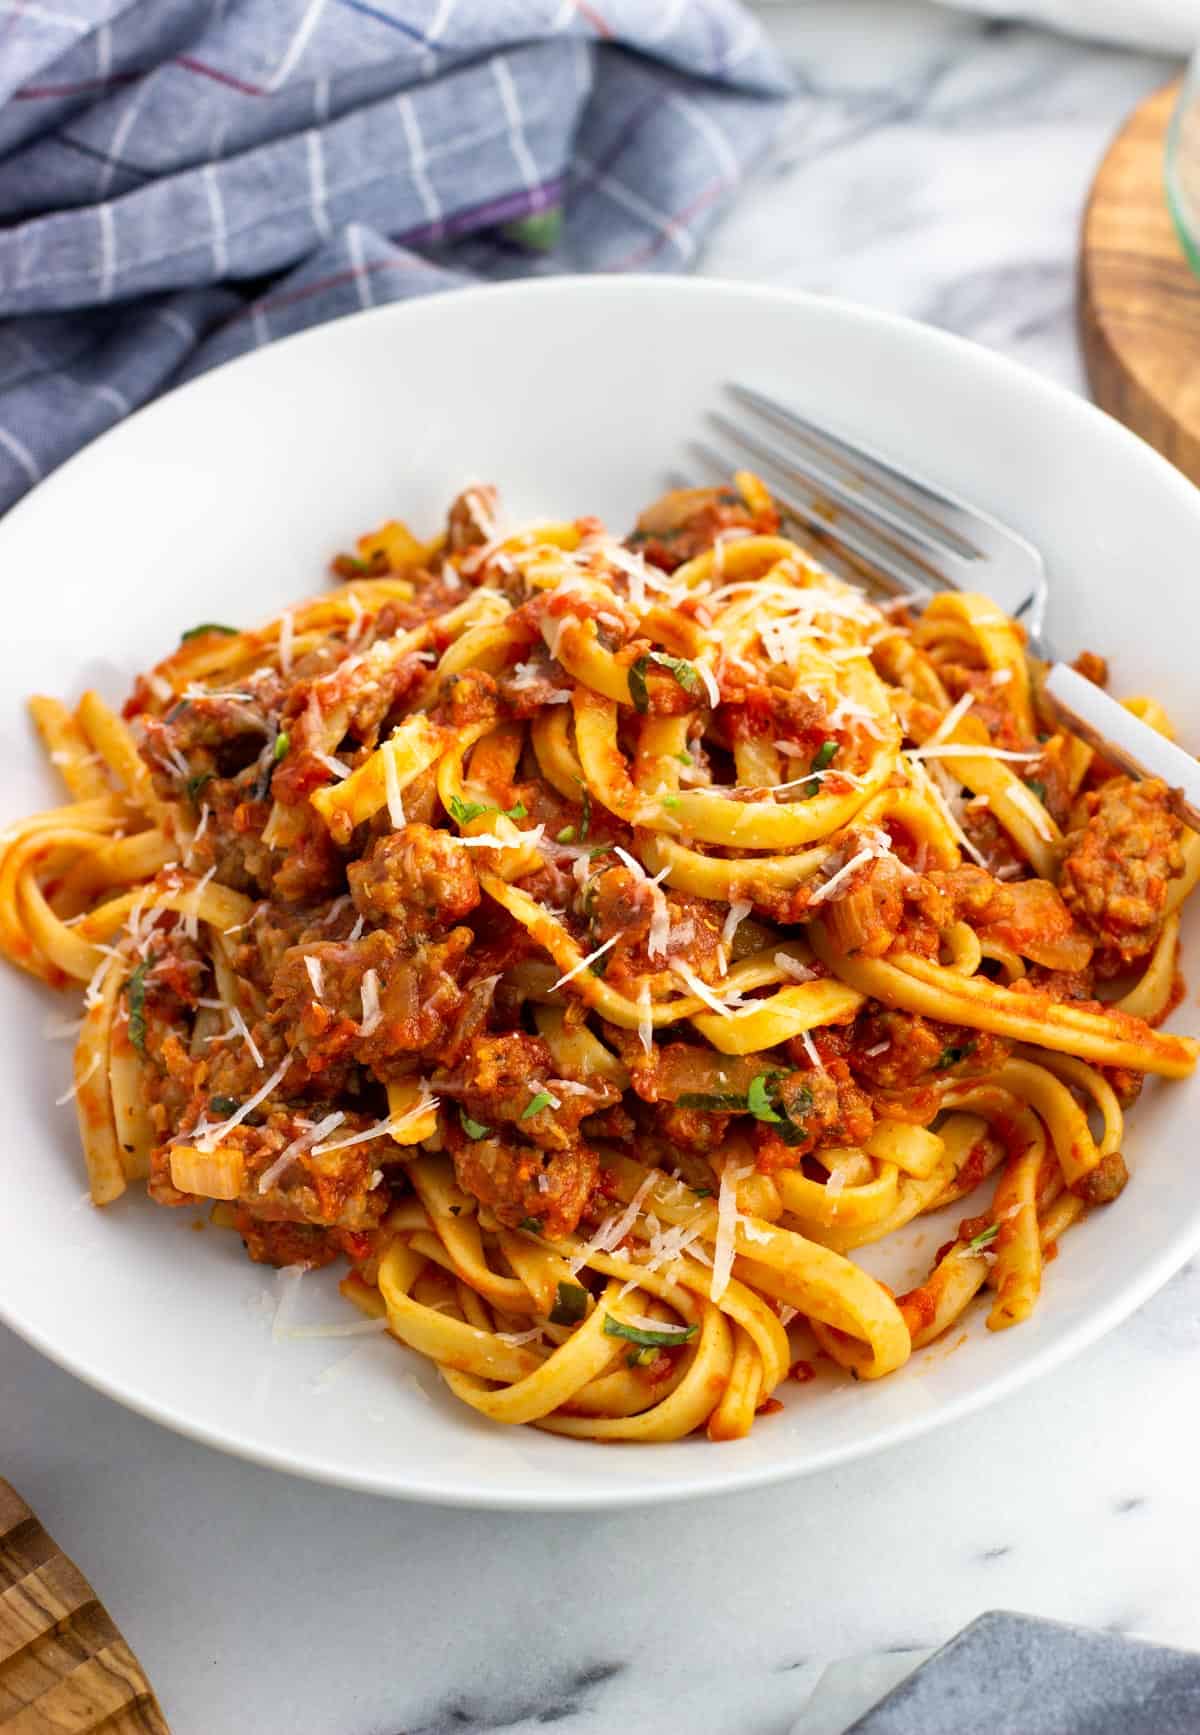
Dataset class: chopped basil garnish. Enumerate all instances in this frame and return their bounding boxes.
[273,730,290,762]
[126,959,150,1054]
[603,1315,699,1348]
[448,794,526,826]
[628,656,650,714]
[180,622,237,642]
[661,795,681,810]
[802,739,838,798]
[517,1215,543,1233]
[555,825,577,844]
[578,781,592,841]
[676,749,693,765]
[521,1091,555,1120]
[772,1084,814,1147]
[650,652,703,696]
[184,771,212,802]
[448,795,492,826]
[209,1094,240,1116]
[1024,778,1047,803]
[747,1073,783,1124]
[628,651,703,714]
[677,1090,749,1111]
[964,1223,999,1254]
[678,1075,809,1138]
[691,1186,712,1199]
[935,1041,976,1071]
[459,1107,491,1140]
[549,1281,589,1325]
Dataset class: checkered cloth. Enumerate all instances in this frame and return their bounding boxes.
[0,2,791,513]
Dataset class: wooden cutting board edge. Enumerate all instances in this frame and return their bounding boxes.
[0,1477,169,1734]
[1079,76,1200,488]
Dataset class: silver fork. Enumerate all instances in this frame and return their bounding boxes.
[688,383,1200,832]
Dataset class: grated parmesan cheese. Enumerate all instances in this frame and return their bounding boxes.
[551,932,619,990]
[807,846,876,907]
[359,967,382,1036]
[774,952,815,982]
[1004,778,1057,842]
[911,744,1040,764]
[454,825,546,851]
[281,1316,391,1341]
[304,956,324,1000]
[636,977,653,1055]
[906,754,988,869]
[638,1216,712,1274]
[570,1171,658,1276]
[613,847,672,959]
[258,1110,346,1193]
[710,1163,753,1304]
[721,899,752,953]
[383,740,406,829]
[56,1052,100,1106]
[185,802,210,868]
[924,691,975,750]
[311,1096,439,1156]
[196,1055,291,1153]
[669,959,734,1018]
[184,864,217,941]
[314,751,352,781]
[86,957,111,1012]
[797,1029,825,1072]
[695,661,721,708]
[278,610,294,675]
[228,1005,263,1070]
[271,1266,306,1341]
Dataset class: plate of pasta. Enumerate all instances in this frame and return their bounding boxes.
[3,276,1200,1509]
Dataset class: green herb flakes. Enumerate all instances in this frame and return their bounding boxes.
[180,622,237,642]
[459,1107,491,1140]
[549,1281,589,1326]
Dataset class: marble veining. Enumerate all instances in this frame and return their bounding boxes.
[0,6,1194,1734]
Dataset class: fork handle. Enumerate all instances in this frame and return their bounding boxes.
[1043,663,1200,833]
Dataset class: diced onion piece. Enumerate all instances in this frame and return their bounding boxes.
[383,739,406,829]
[171,1144,246,1200]
[359,967,382,1036]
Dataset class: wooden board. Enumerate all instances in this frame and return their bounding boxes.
[0,1479,168,1734]
[1079,78,1200,486]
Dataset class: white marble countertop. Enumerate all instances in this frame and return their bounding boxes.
[2,7,1192,1733]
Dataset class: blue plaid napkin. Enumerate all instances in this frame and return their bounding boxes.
[0,2,791,514]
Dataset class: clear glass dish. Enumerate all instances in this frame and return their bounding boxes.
[1167,63,1200,275]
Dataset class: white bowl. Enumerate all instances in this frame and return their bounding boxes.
[3,276,1199,1510]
